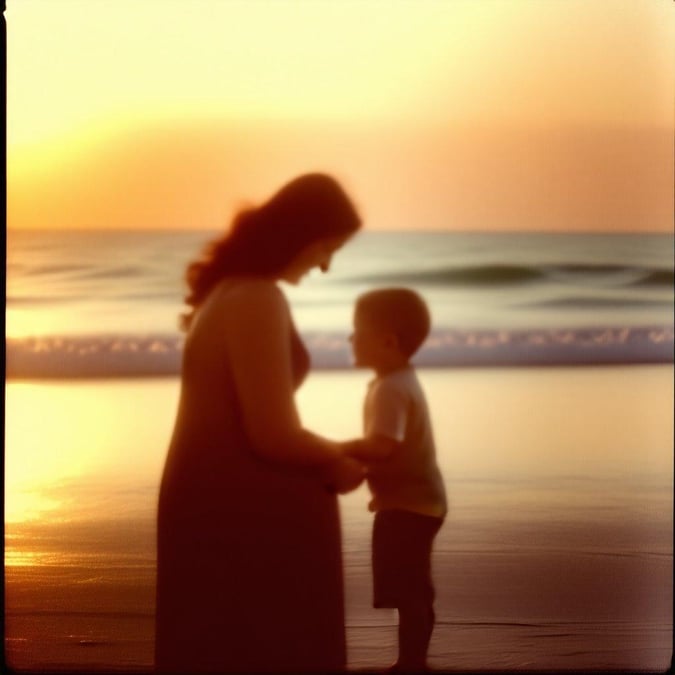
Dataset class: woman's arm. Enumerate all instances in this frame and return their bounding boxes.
[223,281,357,471]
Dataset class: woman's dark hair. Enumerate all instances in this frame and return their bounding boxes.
[181,173,361,330]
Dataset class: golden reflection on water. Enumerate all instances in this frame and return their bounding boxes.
[5,383,87,523]
[4,380,179,524]
[4,367,673,525]
[4,550,43,567]
[300,365,675,481]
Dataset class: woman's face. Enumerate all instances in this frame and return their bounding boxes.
[280,233,350,285]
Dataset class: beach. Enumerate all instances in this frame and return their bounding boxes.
[5,365,673,672]
[6,0,675,668]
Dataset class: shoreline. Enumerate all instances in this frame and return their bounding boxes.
[5,357,675,383]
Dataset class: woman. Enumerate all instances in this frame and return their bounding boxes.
[155,173,365,673]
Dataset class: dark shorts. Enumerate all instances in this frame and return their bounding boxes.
[372,509,444,609]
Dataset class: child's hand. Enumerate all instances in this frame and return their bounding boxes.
[341,436,399,462]
[323,455,366,494]
[341,439,365,459]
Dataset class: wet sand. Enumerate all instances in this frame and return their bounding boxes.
[4,366,674,672]
[5,499,672,672]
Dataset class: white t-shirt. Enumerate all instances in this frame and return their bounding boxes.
[364,366,447,518]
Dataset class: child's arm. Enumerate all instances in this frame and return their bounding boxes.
[342,434,402,461]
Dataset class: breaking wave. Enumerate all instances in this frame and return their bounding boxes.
[342,263,674,289]
[6,326,673,379]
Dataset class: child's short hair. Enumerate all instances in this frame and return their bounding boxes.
[356,287,431,358]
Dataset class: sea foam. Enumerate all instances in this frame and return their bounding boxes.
[6,326,673,379]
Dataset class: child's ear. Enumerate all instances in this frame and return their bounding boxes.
[383,332,399,350]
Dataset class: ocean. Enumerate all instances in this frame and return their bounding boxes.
[4,230,674,672]
[6,230,674,376]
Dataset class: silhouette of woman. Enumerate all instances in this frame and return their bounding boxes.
[155,174,364,673]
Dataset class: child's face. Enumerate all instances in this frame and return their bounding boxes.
[350,308,390,369]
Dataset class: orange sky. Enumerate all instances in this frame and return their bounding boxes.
[6,0,674,232]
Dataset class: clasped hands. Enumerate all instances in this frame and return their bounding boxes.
[322,440,371,495]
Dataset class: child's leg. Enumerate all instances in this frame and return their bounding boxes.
[393,513,442,671]
[397,597,435,670]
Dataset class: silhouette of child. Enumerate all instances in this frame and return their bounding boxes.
[345,288,447,673]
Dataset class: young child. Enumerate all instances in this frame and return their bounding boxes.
[345,288,447,673]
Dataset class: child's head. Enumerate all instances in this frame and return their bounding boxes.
[351,288,430,371]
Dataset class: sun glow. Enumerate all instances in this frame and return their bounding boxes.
[6,0,674,232]
[6,0,501,148]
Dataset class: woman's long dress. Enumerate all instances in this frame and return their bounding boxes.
[155,286,346,673]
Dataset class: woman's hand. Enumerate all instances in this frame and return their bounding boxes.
[322,455,366,495]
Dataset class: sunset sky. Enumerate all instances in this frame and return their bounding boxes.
[6,0,674,232]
